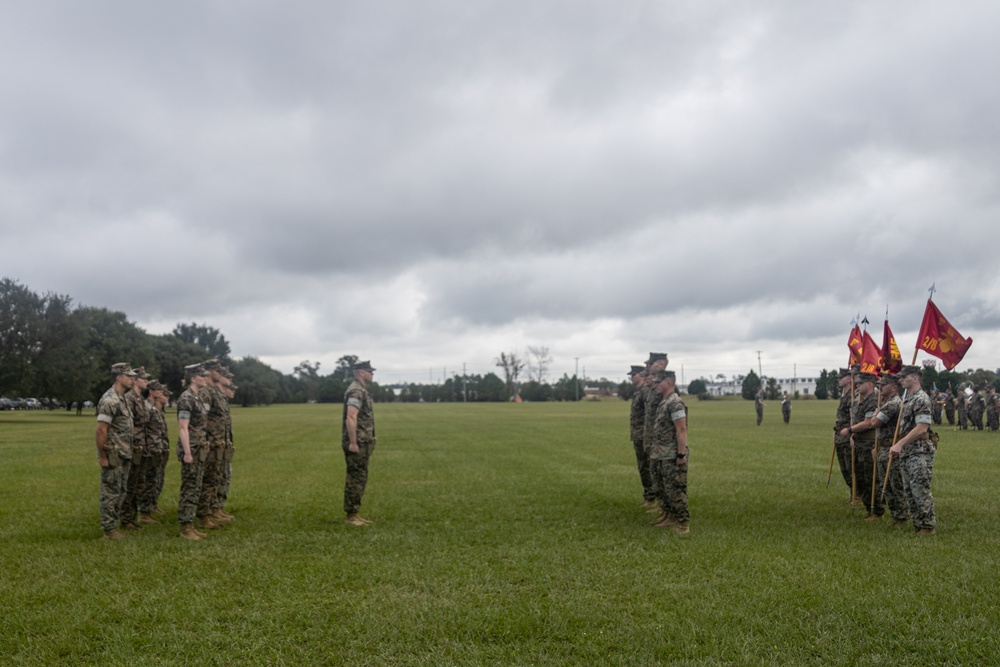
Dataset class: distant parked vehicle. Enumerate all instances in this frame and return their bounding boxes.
[24,398,42,409]
[0,397,14,410]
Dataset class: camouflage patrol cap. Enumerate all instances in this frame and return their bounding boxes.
[133,366,151,380]
[148,380,166,392]
[220,367,234,379]
[111,363,138,377]
[202,358,223,372]
[654,370,676,383]
[184,363,209,378]
[837,368,851,379]
[628,365,645,376]
[646,352,668,364]
[878,374,900,387]
[849,364,861,374]
[857,373,878,385]
[352,360,376,372]
[899,365,922,377]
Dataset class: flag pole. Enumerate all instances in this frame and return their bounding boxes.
[870,385,881,509]
[881,387,908,502]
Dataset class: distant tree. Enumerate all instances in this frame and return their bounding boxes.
[520,380,553,402]
[151,333,209,396]
[477,373,507,402]
[618,380,637,401]
[687,378,708,396]
[294,360,322,402]
[526,345,553,383]
[553,374,583,401]
[170,322,231,360]
[0,278,45,395]
[335,354,359,380]
[230,356,281,406]
[741,370,762,400]
[765,377,781,400]
[77,306,156,402]
[815,370,830,400]
[495,351,526,400]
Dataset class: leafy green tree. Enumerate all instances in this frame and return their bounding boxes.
[171,322,231,360]
[230,356,281,406]
[741,370,762,400]
[34,293,95,405]
[151,333,210,396]
[553,374,583,401]
[294,360,322,403]
[475,373,507,402]
[0,278,45,395]
[335,355,359,380]
[77,307,155,402]
[815,370,830,399]
[520,380,553,402]
[687,378,708,396]
[765,377,781,400]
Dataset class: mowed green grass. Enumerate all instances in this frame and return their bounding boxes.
[2,399,999,666]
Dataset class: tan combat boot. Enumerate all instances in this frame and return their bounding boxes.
[213,509,234,523]
[345,514,369,526]
[197,515,223,530]
[179,524,202,541]
[138,513,159,524]
[152,506,166,516]
[102,528,124,540]
[672,522,690,535]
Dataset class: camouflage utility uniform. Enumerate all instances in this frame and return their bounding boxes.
[198,383,229,519]
[177,387,209,526]
[121,388,149,526]
[140,397,168,515]
[630,384,654,503]
[97,386,133,532]
[853,389,880,515]
[342,380,376,515]
[897,389,937,532]
[651,392,689,524]
[834,389,854,492]
[873,394,907,521]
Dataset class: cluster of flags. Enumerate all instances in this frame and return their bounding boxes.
[848,292,973,375]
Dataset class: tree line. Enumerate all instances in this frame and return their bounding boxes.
[1,278,594,407]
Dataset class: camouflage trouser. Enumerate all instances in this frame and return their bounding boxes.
[651,456,689,523]
[219,444,234,508]
[178,449,206,525]
[154,452,167,506]
[136,454,160,514]
[199,447,224,517]
[99,459,131,532]
[945,408,955,425]
[957,410,967,430]
[932,405,942,425]
[632,440,655,502]
[986,409,999,432]
[970,409,984,431]
[876,449,908,521]
[853,440,879,514]
[343,441,375,515]
[756,406,763,426]
[899,450,936,531]
[121,454,148,525]
[782,405,791,423]
[835,439,853,492]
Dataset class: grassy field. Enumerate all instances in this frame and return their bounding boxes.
[2,399,999,666]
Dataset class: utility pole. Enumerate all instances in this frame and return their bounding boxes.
[463,363,467,403]
[757,351,763,379]
[793,363,797,397]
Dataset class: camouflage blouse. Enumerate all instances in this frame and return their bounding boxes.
[96,385,133,460]
[176,386,208,452]
[342,380,375,447]
[898,389,935,458]
[629,385,646,443]
[144,399,169,455]
[198,384,229,447]
[874,395,902,445]
[650,392,687,461]
[125,389,148,454]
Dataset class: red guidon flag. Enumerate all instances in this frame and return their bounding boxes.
[916,300,973,370]
[848,323,864,366]
[881,319,903,374]
[861,330,881,375]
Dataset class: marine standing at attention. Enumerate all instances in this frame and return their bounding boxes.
[649,370,690,535]
[177,363,210,541]
[342,360,377,526]
[889,365,938,536]
[95,363,137,540]
[628,365,655,509]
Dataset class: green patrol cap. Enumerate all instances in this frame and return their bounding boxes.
[353,360,376,372]
[184,363,209,378]
[879,374,899,387]
[858,373,878,384]
[646,352,668,364]
[899,365,922,377]
[628,365,645,376]
[654,370,676,383]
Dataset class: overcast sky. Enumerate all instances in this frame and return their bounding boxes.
[3,1,998,385]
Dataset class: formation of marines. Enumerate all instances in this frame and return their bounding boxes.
[935,384,1000,431]
[95,360,238,540]
[628,352,690,535]
[832,364,937,536]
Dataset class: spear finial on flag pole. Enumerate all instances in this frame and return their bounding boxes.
[928,283,936,299]
[861,315,869,331]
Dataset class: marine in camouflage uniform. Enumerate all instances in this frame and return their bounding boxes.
[968,388,985,431]
[956,391,968,430]
[944,391,956,426]
[627,366,655,506]
[648,370,690,534]
[844,373,880,517]
[218,371,237,520]
[641,353,669,507]
[833,369,856,494]
[754,390,765,426]
[95,363,137,539]
[342,360,377,526]
[889,365,937,535]
[986,387,1000,432]
[197,359,230,529]
[870,375,907,523]
[177,364,211,540]
[121,367,151,529]
[781,393,791,424]
[139,381,170,518]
